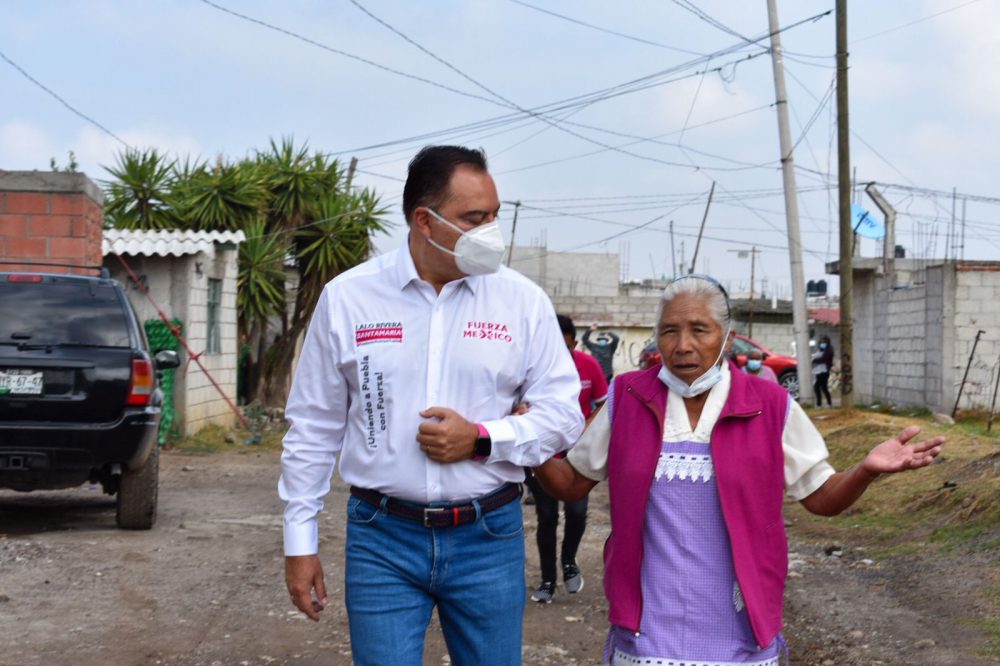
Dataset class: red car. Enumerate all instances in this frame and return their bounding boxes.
[639,334,800,397]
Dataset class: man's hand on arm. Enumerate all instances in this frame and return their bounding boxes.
[418,407,479,462]
[285,554,328,622]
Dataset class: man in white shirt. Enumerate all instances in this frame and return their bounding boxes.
[279,145,584,666]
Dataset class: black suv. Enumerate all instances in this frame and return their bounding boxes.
[0,263,180,529]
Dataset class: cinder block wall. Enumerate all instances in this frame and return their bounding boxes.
[951,263,1000,410]
[0,172,103,272]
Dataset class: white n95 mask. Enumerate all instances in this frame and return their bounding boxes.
[425,208,506,275]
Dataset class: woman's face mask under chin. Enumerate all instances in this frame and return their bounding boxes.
[657,324,731,398]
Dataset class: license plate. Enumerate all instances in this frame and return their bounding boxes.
[0,369,44,395]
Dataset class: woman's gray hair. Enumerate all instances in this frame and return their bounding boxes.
[656,275,732,329]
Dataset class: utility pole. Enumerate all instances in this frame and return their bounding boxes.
[835,0,853,407]
[748,246,757,338]
[727,246,760,338]
[504,200,522,267]
[346,156,358,191]
[670,220,677,276]
[688,181,715,274]
[767,0,814,404]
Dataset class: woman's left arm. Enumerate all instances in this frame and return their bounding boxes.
[800,425,945,516]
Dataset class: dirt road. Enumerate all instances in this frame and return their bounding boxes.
[0,448,994,665]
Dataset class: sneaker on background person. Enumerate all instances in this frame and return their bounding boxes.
[563,561,584,594]
[530,581,556,604]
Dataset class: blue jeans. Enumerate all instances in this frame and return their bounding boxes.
[344,492,526,666]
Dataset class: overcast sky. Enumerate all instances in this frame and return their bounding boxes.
[3,1,999,297]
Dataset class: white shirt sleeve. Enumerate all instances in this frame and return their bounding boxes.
[566,395,612,482]
[783,399,836,500]
[481,299,584,466]
[278,288,348,556]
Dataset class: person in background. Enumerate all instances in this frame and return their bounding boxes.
[743,348,778,383]
[582,324,620,383]
[527,314,608,604]
[533,274,944,665]
[279,145,583,666]
[813,335,835,408]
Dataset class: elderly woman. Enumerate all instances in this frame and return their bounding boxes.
[534,275,944,665]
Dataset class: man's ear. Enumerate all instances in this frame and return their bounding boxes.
[411,207,433,238]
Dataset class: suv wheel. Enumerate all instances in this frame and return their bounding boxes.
[116,446,159,530]
[779,370,800,400]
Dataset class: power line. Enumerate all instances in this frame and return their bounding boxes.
[671,0,754,44]
[198,0,497,106]
[0,48,130,148]
[354,168,405,183]
[348,0,518,110]
[342,1,793,175]
[853,0,987,43]
[507,0,706,56]
[312,9,832,159]
[876,182,1000,206]
[515,201,803,254]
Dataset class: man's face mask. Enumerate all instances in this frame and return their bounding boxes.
[424,208,506,276]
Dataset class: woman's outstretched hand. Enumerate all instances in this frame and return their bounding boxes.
[862,425,945,476]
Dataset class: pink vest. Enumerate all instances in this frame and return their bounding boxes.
[603,361,790,648]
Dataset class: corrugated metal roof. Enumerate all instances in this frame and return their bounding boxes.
[102,229,245,258]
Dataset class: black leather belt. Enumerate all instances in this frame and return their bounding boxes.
[349,483,522,528]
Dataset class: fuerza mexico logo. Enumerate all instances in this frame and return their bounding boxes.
[355,321,403,346]
[464,320,513,343]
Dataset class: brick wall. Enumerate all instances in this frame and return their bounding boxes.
[0,172,103,273]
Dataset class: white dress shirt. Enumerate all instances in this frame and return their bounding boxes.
[280,245,584,555]
[567,363,835,500]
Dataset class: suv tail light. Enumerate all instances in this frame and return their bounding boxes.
[7,274,43,283]
[126,358,154,406]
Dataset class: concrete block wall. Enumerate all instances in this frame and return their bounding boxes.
[850,273,878,403]
[852,263,1000,412]
[180,249,239,435]
[0,172,103,273]
[878,284,931,408]
[951,265,1000,410]
[924,266,946,412]
[550,293,661,330]
[733,320,794,356]
[512,245,620,298]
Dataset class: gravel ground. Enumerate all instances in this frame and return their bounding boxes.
[0,448,995,665]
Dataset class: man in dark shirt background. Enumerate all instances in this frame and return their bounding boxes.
[581,324,619,383]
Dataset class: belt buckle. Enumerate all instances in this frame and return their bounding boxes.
[423,507,448,527]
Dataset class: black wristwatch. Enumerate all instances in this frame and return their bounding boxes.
[473,423,492,461]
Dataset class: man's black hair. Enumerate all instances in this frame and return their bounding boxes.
[402,145,488,224]
[556,314,576,339]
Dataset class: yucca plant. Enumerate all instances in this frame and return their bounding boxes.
[103,148,179,230]
[175,160,268,231]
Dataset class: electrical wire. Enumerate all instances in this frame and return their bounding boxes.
[198,0,497,106]
[853,0,986,44]
[0,48,131,149]
[507,0,706,56]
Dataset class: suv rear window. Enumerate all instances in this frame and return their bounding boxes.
[0,281,132,348]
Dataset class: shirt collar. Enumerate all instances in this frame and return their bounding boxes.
[396,236,480,294]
